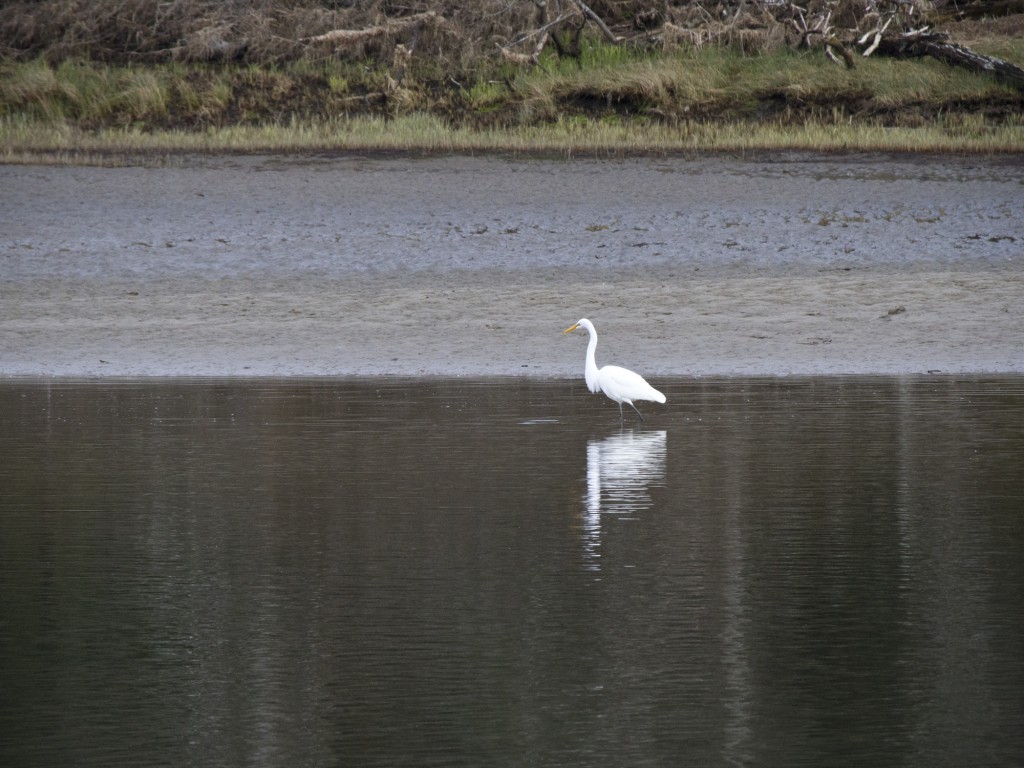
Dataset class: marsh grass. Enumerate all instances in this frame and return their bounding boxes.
[2,38,1022,159]
[3,110,1021,165]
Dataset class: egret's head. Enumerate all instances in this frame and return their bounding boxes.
[564,318,592,335]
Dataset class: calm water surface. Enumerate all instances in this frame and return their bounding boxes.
[1,377,1022,768]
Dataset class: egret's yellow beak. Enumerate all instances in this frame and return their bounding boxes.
[563,323,579,334]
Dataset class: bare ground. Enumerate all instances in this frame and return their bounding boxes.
[1,153,1022,378]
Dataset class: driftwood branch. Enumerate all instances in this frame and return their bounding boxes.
[303,12,437,45]
[497,5,574,67]
[858,15,893,56]
[825,37,857,68]
[571,0,622,43]
[873,31,1024,87]
[497,46,535,66]
[504,12,578,50]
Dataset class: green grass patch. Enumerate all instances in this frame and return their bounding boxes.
[1,42,1022,159]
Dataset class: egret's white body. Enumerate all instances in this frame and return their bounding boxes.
[564,318,666,421]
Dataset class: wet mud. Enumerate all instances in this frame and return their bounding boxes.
[1,153,1021,377]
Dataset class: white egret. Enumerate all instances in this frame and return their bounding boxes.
[563,318,666,421]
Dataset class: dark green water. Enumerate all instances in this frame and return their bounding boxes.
[1,377,1022,768]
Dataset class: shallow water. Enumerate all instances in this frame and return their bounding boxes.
[1,377,1022,767]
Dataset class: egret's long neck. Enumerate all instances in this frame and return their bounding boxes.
[584,328,600,392]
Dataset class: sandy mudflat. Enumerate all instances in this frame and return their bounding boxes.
[1,153,1022,378]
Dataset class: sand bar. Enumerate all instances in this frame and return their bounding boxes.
[2,153,1022,377]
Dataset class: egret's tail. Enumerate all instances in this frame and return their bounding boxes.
[652,389,667,404]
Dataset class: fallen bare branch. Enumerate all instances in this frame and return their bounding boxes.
[863,31,882,56]
[303,12,437,45]
[503,12,578,50]
[825,36,857,68]
[497,45,536,66]
[874,30,1024,87]
[571,0,621,44]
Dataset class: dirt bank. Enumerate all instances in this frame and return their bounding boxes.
[2,153,1022,377]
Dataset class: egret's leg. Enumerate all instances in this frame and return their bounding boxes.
[617,402,624,421]
[628,402,645,422]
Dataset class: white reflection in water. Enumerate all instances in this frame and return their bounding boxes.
[583,429,667,570]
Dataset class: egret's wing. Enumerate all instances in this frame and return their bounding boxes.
[599,365,666,404]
